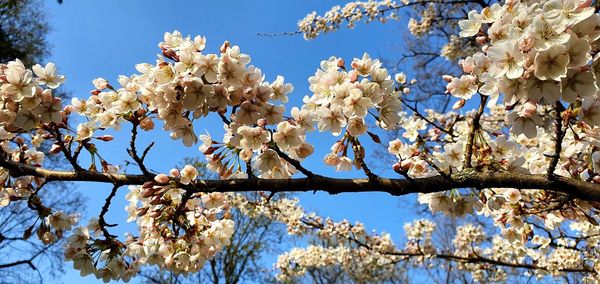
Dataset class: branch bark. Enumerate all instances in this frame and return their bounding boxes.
[3,156,600,201]
[464,94,488,168]
[547,101,566,179]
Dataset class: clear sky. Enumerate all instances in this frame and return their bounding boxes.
[43,1,424,283]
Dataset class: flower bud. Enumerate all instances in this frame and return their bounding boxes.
[460,59,474,73]
[140,117,154,131]
[154,174,170,184]
[442,75,454,82]
[96,135,114,141]
[452,99,465,110]
[579,0,592,8]
[395,72,407,84]
[219,41,230,53]
[349,70,359,83]
[149,210,161,218]
[519,36,535,52]
[324,153,340,166]
[137,207,148,217]
[331,141,345,154]
[149,195,162,205]
[63,105,73,115]
[400,159,413,172]
[476,36,487,45]
[169,168,180,177]
[520,100,537,117]
[256,118,267,127]
[337,58,345,69]
[140,188,157,198]
[135,108,146,118]
[50,143,62,154]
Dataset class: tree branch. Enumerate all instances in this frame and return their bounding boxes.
[98,184,120,239]
[464,94,488,168]
[3,156,600,201]
[127,122,152,176]
[51,124,83,171]
[271,145,316,178]
[350,137,379,181]
[0,244,48,270]
[400,99,456,138]
[547,101,566,179]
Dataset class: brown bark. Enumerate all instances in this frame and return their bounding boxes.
[3,157,600,201]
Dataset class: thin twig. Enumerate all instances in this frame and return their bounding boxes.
[400,99,456,138]
[218,112,231,125]
[350,137,379,181]
[547,101,566,179]
[141,142,155,162]
[464,94,488,169]
[51,124,83,171]
[128,122,152,176]
[98,184,120,239]
[245,159,256,179]
[271,145,315,177]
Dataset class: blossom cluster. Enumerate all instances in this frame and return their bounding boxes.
[236,193,600,282]
[299,0,481,63]
[298,0,401,39]
[0,65,78,247]
[64,170,233,282]
[304,54,404,171]
[1,1,600,279]
[385,94,600,270]
[232,194,402,282]
[196,52,405,178]
[451,0,599,136]
[69,31,293,148]
[0,59,64,132]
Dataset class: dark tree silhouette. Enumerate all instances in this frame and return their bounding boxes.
[0,1,84,283]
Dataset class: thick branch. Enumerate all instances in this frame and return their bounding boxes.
[4,157,600,201]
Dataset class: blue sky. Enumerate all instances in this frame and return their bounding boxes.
[42,1,426,282]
